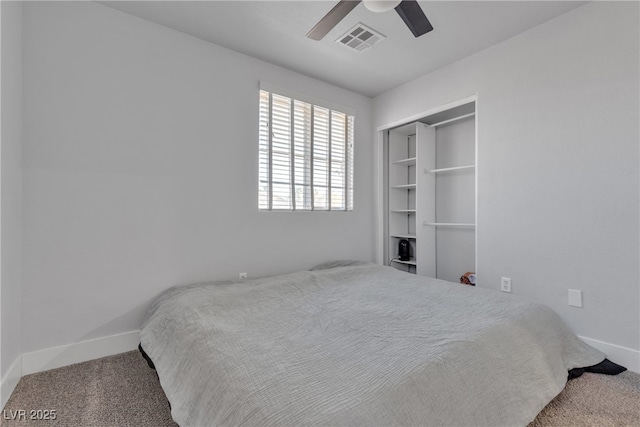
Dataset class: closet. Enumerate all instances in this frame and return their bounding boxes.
[380,99,476,282]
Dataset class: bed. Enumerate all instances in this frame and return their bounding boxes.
[140,261,607,426]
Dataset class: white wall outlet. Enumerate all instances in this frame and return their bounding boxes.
[239,272,247,279]
[568,289,583,307]
[501,277,512,293]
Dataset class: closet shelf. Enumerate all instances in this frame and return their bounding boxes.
[392,157,417,166]
[428,165,475,174]
[423,222,475,228]
[428,112,475,128]
[390,233,416,239]
[390,258,417,266]
[391,184,416,190]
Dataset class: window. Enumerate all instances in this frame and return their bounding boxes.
[259,89,354,211]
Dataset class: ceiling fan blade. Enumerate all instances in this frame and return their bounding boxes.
[394,0,433,38]
[306,0,361,41]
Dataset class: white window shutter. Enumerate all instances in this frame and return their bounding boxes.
[259,90,354,211]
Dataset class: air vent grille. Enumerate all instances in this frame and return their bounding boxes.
[336,23,385,52]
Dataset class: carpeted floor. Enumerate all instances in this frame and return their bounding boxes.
[2,350,639,426]
[2,351,175,427]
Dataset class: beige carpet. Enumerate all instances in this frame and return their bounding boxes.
[2,351,175,427]
[2,350,638,426]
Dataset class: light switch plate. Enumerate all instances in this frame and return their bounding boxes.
[568,289,583,307]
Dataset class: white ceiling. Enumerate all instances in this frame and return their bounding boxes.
[101,1,586,97]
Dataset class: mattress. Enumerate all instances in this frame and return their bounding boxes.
[140,261,604,426]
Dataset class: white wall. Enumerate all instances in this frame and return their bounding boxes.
[21,1,374,353]
[1,0,23,405]
[375,2,639,355]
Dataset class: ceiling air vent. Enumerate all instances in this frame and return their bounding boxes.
[336,23,385,52]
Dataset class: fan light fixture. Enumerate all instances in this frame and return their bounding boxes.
[306,0,433,41]
[363,0,402,13]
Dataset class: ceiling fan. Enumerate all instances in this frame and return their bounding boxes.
[307,0,433,41]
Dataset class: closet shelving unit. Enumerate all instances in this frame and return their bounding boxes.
[382,99,477,281]
[387,124,419,272]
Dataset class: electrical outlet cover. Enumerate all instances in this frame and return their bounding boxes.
[501,277,512,293]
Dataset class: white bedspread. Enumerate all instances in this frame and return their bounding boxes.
[140,262,603,426]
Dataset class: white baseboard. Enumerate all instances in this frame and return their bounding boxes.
[21,330,140,376]
[579,335,640,374]
[1,355,22,411]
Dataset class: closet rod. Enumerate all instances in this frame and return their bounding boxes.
[428,112,475,128]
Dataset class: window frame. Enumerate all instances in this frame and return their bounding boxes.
[258,84,355,212]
